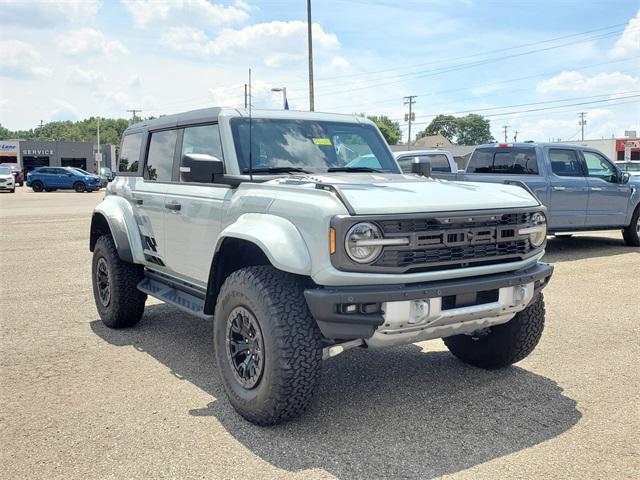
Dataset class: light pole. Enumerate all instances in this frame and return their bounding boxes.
[307,0,314,111]
[271,87,288,110]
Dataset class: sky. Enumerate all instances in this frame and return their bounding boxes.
[0,0,638,143]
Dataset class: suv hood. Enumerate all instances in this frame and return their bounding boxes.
[269,173,539,214]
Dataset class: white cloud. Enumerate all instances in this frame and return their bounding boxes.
[0,40,52,78]
[160,21,339,66]
[121,0,249,28]
[128,74,142,88]
[609,10,640,59]
[69,67,104,85]
[0,0,102,28]
[57,29,129,57]
[330,56,350,69]
[50,99,81,122]
[536,71,640,95]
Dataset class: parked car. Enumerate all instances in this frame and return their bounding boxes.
[615,160,640,175]
[394,149,458,179]
[0,162,24,186]
[90,108,554,425]
[72,167,108,188]
[430,142,640,246]
[100,167,116,181]
[0,166,16,192]
[27,166,101,192]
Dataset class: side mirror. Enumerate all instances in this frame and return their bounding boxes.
[620,172,630,184]
[411,157,432,177]
[180,153,224,183]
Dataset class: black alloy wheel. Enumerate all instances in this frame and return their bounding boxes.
[225,306,265,389]
[95,257,111,307]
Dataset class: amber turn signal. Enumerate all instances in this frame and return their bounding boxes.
[329,227,336,254]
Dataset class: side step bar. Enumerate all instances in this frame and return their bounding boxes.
[137,276,212,320]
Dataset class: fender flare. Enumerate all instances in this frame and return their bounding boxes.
[90,195,143,264]
[215,213,312,275]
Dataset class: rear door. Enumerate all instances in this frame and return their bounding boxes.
[163,123,230,286]
[546,148,588,229]
[581,150,631,227]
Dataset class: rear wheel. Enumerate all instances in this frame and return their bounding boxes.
[92,235,146,328]
[74,181,86,193]
[444,294,545,369]
[31,181,44,192]
[214,266,323,425]
[622,206,640,247]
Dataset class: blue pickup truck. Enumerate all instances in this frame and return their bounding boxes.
[430,142,640,246]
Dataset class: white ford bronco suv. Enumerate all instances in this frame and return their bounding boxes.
[90,108,553,425]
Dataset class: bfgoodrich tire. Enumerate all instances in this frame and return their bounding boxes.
[622,206,640,247]
[92,235,146,328]
[443,294,546,369]
[214,266,323,425]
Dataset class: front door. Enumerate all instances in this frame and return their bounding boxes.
[163,123,229,286]
[582,150,631,227]
[546,148,588,229]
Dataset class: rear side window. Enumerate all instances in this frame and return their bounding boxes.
[146,129,178,182]
[549,149,582,177]
[119,133,143,173]
[397,154,452,174]
[468,148,539,175]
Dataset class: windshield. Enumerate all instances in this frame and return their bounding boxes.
[230,118,399,174]
[617,162,640,172]
[73,168,91,175]
[0,166,11,174]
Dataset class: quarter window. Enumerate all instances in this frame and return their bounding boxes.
[146,130,178,182]
[583,151,617,183]
[119,133,143,173]
[549,149,582,177]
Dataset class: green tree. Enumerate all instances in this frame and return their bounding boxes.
[415,113,494,145]
[367,115,402,145]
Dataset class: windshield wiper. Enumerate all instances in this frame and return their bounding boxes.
[242,167,311,174]
[327,167,386,173]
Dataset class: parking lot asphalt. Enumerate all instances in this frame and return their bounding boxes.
[1,187,638,480]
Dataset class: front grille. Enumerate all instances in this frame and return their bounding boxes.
[372,212,536,272]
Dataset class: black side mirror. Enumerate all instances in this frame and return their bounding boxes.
[180,153,224,183]
[411,157,432,177]
[620,172,630,184]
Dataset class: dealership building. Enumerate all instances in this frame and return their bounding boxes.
[0,140,117,174]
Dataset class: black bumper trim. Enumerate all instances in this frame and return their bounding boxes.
[304,262,553,340]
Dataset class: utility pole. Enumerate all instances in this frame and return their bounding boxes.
[127,109,142,124]
[307,0,315,111]
[578,112,587,141]
[502,125,509,143]
[96,116,101,174]
[513,130,519,142]
[244,84,248,109]
[403,95,417,150]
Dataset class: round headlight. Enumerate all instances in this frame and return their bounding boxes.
[528,212,547,247]
[345,222,383,263]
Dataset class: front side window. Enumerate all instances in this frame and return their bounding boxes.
[146,130,178,182]
[549,149,582,177]
[468,147,539,175]
[230,118,398,173]
[583,151,617,183]
[180,124,224,182]
[119,133,143,173]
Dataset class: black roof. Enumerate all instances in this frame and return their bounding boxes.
[124,107,224,134]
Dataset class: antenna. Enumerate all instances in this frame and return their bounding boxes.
[248,68,253,182]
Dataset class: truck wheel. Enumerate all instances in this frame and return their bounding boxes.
[214,265,323,425]
[31,181,43,192]
[74,182,86,193]
[92,235,146,328]
[622,206,640,247]
[443,294,545,369]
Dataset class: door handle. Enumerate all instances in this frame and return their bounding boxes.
[165,202,181,211]
[132,198,143,205]
[552,186,566,191]
[590,187,604,191]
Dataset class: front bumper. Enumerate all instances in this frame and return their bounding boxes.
[304,262,553,340]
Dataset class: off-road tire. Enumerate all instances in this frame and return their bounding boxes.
[92,235,146,328]
[443,293,545,369]
[31,181,43,192]
[74,181,86,193]
[622,205,640,247]
[214,266,323,425]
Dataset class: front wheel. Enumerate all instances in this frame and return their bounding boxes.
[444,294,546,369]
[622,206,640,247]
[31,181,44,192]
[214,266,323,425]
[92,235,146,328]
[74,181,86,193]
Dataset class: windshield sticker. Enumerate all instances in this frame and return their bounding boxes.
[312,138,332,146]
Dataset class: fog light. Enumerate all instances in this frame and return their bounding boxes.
[345,304,357,313]
[409,300,430,324]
